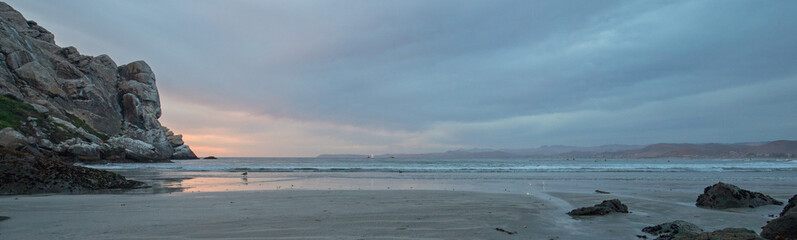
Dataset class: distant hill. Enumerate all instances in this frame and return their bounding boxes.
[316,140,797,159]
[575,140,797,159]
[502,144,642,156]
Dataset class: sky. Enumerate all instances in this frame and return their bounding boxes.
[6,0,797,157]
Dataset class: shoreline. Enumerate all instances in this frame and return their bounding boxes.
[1,172,792,239]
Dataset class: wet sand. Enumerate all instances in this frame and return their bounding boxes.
[2,190,562,239]
[0,171,794,239]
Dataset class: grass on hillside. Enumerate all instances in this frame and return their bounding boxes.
[0,95,36,130]
[66,113,109,140]
[0,95,108,142]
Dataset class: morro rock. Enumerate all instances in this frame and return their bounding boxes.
[696,182,782,209]
[0,2,197,162]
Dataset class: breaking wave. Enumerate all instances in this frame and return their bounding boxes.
[77,158,797,173]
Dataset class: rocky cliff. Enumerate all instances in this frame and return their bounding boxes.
[0,2,196,162]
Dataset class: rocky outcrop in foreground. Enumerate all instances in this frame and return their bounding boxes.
[643,221,763,240]
[0,2,196,162]
[685,228,764,240]
[696,182,782,209]
[761,194,797,240]
[567,199,628,216]
[779,194,797,217]
[642,220,704,240]
[0,147,143,194]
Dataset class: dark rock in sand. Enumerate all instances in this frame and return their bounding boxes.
[696,182,782,209]
[0,147,144,194]
[644,221,764,240]
[683,228,764,240]
[761,194,797,240]
[567,199,628,216]
[761,214,797,240]
[642,220,704,240]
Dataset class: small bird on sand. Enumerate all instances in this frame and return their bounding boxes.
[242,171,248,176]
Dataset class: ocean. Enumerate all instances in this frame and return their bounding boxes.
[78,158,797,195]
[80,157,797,173]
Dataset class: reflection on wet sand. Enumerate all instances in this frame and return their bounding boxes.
[104,169,185,194]
[122,171,459,193]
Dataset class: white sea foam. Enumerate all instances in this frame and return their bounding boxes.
[76,158,797,173]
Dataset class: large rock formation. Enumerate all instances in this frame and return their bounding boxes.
[0,2,196,162]
[696,182,783,209]
[761,194,797,240]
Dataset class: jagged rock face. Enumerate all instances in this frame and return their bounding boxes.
[163,126,197,159]
[116,60,174,160]
[0,127,27,149]
[0,2,197,161]
[171,145,197,159]
[696,182,783,209]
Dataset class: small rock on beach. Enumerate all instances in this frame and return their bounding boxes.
[567,199,628,216]
[643,221,764,240]
[695,182,782,209]
[642,220,703,240]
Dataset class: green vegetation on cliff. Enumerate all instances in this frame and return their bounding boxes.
[66,113,109,141]
[0,95,36,130]
[0,95,108,143]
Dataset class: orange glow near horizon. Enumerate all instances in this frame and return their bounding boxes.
[188,146,231,157]
[181,134,250,145]
[159,96,458,157]
[179,134,243,157]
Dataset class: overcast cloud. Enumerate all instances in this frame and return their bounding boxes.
[7,0,797,156]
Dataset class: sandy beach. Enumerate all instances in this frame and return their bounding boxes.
[1,170,793,239]
[1,1,796,239]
